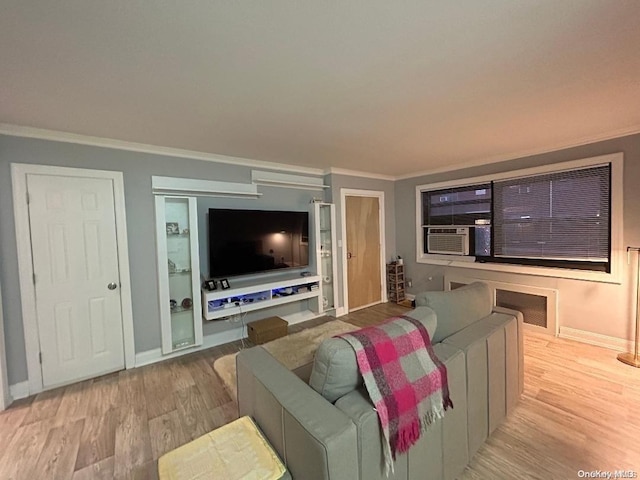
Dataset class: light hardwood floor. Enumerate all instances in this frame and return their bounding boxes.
[0,303,639,479]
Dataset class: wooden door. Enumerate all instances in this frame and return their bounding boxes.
[345,196,382,311]
[27,173,125,388]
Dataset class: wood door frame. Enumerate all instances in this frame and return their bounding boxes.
[340,189,387,314]
[11,163,135,396]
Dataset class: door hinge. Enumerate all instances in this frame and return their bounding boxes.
[38,352,42,364]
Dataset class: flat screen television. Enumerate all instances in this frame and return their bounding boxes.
[208,208,309,278]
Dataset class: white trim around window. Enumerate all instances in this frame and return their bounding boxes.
[415,153,624,284]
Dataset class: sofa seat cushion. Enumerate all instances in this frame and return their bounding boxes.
[309,308,437,403]
[414,282,492,343]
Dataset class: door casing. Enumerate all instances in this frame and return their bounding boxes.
[0,280,9,410]
[11,163,135,396]
[340,188,387,314]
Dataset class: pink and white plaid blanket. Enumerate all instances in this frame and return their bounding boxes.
[338,315,453,475]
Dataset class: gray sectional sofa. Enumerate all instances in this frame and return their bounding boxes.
[236,282,524,480]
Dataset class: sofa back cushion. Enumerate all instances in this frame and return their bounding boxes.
[309,308,437,403]
[414,282,492,343]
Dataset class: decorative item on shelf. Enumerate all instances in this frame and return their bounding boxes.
[170,299,177,310]
[181,298,193,309]
[203,279,218,291]
[220,278,230,290]
[323,275,331,284]
[168,259,176,274]
[322,296,329,307]
[166,222,179,235]
[182,228,190,235]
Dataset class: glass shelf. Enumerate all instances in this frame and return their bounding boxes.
[170,305,193,314]
[156,195,202,355]
[169,269,192,276]
[313,202,337,314]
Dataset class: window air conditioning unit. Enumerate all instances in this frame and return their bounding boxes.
[427,227,469,255]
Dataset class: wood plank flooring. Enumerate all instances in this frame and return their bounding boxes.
[0,303,639,479]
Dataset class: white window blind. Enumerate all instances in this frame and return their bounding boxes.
[493,165,610,264]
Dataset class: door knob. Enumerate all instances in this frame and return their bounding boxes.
[347,252,353,259]
[107,282,118,290]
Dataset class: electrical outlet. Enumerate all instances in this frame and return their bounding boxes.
[407,278,412,287]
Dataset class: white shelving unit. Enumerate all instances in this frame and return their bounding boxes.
[311,202,339,314]
[155,196,203,354]
[202,273,321,320]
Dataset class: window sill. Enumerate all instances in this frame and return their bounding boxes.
[416,254,622,284]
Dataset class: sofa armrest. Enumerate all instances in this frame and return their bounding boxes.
[492,305,524,396]
[236,346,359,480]
[442,309,523,458]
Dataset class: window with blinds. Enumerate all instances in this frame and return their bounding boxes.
[492,165,610,271]
[422,184,492,226]
[418,162,613,273]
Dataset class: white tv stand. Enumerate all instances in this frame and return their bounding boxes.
[202,272,321,320]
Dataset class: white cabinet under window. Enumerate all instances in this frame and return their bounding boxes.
[155,196,203,354]
[311,202,338,313]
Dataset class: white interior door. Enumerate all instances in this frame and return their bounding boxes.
[27,173,125,388]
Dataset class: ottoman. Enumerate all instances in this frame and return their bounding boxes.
[158,416,290,480]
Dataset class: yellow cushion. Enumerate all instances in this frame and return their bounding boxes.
[158,416,286,480]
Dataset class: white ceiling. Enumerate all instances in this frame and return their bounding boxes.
[1,1,640,177]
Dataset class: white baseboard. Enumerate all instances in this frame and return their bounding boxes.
[135,309,332,368]
[558,327,633,352]
[135,325,249,368]
[9,381,29,400]
[335,306,347,317]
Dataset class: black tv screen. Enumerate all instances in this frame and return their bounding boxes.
[208,208,309,278]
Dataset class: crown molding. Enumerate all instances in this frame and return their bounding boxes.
[395,124,640,181]
[0,123,325,176]
[324,167,395,181]
[3,122,640,182]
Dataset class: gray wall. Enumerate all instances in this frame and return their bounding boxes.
[0,135,320,384]
[395,133,640,341]
[325,173,396,307]
[4,131,639,385]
